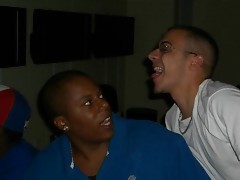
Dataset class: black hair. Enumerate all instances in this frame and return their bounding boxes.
[37,70,91,134]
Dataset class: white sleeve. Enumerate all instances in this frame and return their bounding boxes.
[209,88,240,161]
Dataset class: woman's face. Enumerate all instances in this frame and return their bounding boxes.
[56,76,114,144]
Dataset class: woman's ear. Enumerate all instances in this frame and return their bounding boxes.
[53,116,68,132]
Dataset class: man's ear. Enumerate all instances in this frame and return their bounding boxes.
[190,55,204,67]
[53,116,67,131]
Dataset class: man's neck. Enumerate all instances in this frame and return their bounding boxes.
[171,82,200,119]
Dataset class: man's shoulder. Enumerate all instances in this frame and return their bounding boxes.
[201,79,237,95]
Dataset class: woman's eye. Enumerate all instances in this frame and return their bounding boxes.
[84,100,91,106]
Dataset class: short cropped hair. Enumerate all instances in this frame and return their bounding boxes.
[166,25,219,77]
[37,70,90,132]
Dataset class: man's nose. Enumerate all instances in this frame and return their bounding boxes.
[148,49,160,62]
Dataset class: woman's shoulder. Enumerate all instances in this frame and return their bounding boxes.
[112,113,184,144]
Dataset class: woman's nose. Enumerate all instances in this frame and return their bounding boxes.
[99,99,109,110]
[148,49,160,62]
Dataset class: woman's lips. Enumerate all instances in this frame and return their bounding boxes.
[100,117,111,126]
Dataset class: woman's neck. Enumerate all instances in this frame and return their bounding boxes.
[70,140,109,176]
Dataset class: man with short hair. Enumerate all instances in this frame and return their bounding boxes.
[148,25,240,180]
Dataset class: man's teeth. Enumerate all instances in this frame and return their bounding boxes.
[100,117,111,126]
[154,66,163,73]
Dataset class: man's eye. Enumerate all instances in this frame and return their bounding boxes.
[159,43,171,53]
[99,94,104,99]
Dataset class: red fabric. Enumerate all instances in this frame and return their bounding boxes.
[0,89,14,127]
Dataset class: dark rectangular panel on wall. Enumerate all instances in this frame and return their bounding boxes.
[92,14,135,58]
[31,9,92,64]
[0,6,26,68]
